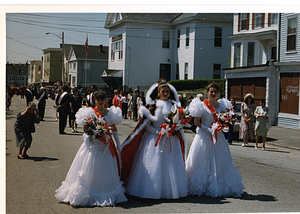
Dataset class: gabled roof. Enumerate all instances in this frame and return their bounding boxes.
[105,13,232,28]
[105,13,182,28]
[69,45,108,60]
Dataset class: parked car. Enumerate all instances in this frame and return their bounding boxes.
[233,101,242,132]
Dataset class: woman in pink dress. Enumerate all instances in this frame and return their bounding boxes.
[239,93,255,147]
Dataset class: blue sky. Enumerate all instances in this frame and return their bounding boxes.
[6,13,109,64]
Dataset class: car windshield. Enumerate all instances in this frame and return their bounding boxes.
[235,103,241,113]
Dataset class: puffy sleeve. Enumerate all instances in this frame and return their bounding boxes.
[189,98,205,118]
[218,98,233,112]
[75,107,95,126]
[107,106,122,125]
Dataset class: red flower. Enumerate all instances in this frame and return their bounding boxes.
[186,117,191,123]
[181,118,187,125]
[87,117,92,123]
[178,108,184,115]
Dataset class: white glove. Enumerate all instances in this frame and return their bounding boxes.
[200,124,213,135]
[112,131,122,152]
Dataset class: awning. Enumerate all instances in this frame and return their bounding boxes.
[102,69,122,77]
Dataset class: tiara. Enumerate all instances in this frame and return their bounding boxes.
[158,80,168,85]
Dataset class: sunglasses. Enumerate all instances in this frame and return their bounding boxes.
[29,107,37,110]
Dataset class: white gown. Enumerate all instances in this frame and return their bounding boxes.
[186,98,245,198]
[125,100,188,199]
[55,107,127,206]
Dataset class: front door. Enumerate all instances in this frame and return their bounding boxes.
[160,64,171,82]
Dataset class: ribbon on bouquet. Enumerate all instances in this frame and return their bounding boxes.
[155,123,176,154]
[210,121,223,144]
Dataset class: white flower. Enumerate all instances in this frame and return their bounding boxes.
[171,104,177,114]
[172,114,179,124]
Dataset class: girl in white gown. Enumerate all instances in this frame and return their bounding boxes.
[186,82,244,198]
[55,91,127,207]
[121,79,188,199]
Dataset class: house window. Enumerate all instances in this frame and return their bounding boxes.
[255,13,262,28]
[72,76,76,87]
[287,17,297,51]
[214,27,222,47]
[213,64,221,79]
[111,43,115,61]
[247,42,255,66]
[271,46,277,60]
[118,40,123,60]
[241,13,248,30]
[184,63,188,79]
[234,43,241,68]
[186,27,190,47]
[271,13,278,25]
[162,31,170,48]
[74,62,76,69]
[70,63,72,69]
[176,63,179,79]
[177,30,180,48]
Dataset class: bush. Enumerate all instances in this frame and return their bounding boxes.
[168,79,225,95]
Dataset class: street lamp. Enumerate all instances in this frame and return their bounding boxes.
[45,31,65,85]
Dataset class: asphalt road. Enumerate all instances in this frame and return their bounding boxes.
[5,96,300,213]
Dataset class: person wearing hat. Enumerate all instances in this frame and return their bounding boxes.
[36,86,48,121]
[121,79,188,199]
[239,93,255,147]
[15,102,40,159]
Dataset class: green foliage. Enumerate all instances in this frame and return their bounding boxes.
[168,79,225,94]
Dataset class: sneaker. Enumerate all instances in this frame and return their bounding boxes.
[242,143,245,147]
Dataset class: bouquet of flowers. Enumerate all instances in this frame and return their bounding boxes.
[155,105,192,151]
[162,105,192,135]
[85,115,112,143]
[216,108,236,133]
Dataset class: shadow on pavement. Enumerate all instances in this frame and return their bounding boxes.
[240,192,277,202]
[24,156,59,162]
[115,194,230,209]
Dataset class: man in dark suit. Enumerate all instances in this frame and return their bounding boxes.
[87,85,97,108]
[132,89,138,122]
[25,86,34,106]
[56,85,70,134]
[36,87,48,121]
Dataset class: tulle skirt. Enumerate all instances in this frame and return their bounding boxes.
[125,130,188,199]
[186,128,244,198]
[55,134,127,206]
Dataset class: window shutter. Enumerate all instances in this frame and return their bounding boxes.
[246,13,250,30]
[261,13,265,28]
[238,13,241,32]
[252,13,255,29]
[268,13,271,26]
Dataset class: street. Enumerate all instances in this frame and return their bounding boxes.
[5,96,300,213]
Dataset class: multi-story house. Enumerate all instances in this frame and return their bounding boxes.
[6,62,29,86]
[104,13,233,92]
[42,48,63,85]
[275,13,300,129]
[67,44,108,88]
[224,13,279,125]
[29,60,43,85]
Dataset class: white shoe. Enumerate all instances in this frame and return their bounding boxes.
[242,143,245,147]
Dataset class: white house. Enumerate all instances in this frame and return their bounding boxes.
[274,13,300,129]
[224,13,279,125]
[67,44,108,88]
[104,13,233,92]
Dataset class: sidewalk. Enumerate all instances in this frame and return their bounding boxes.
[265,125,300,151]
